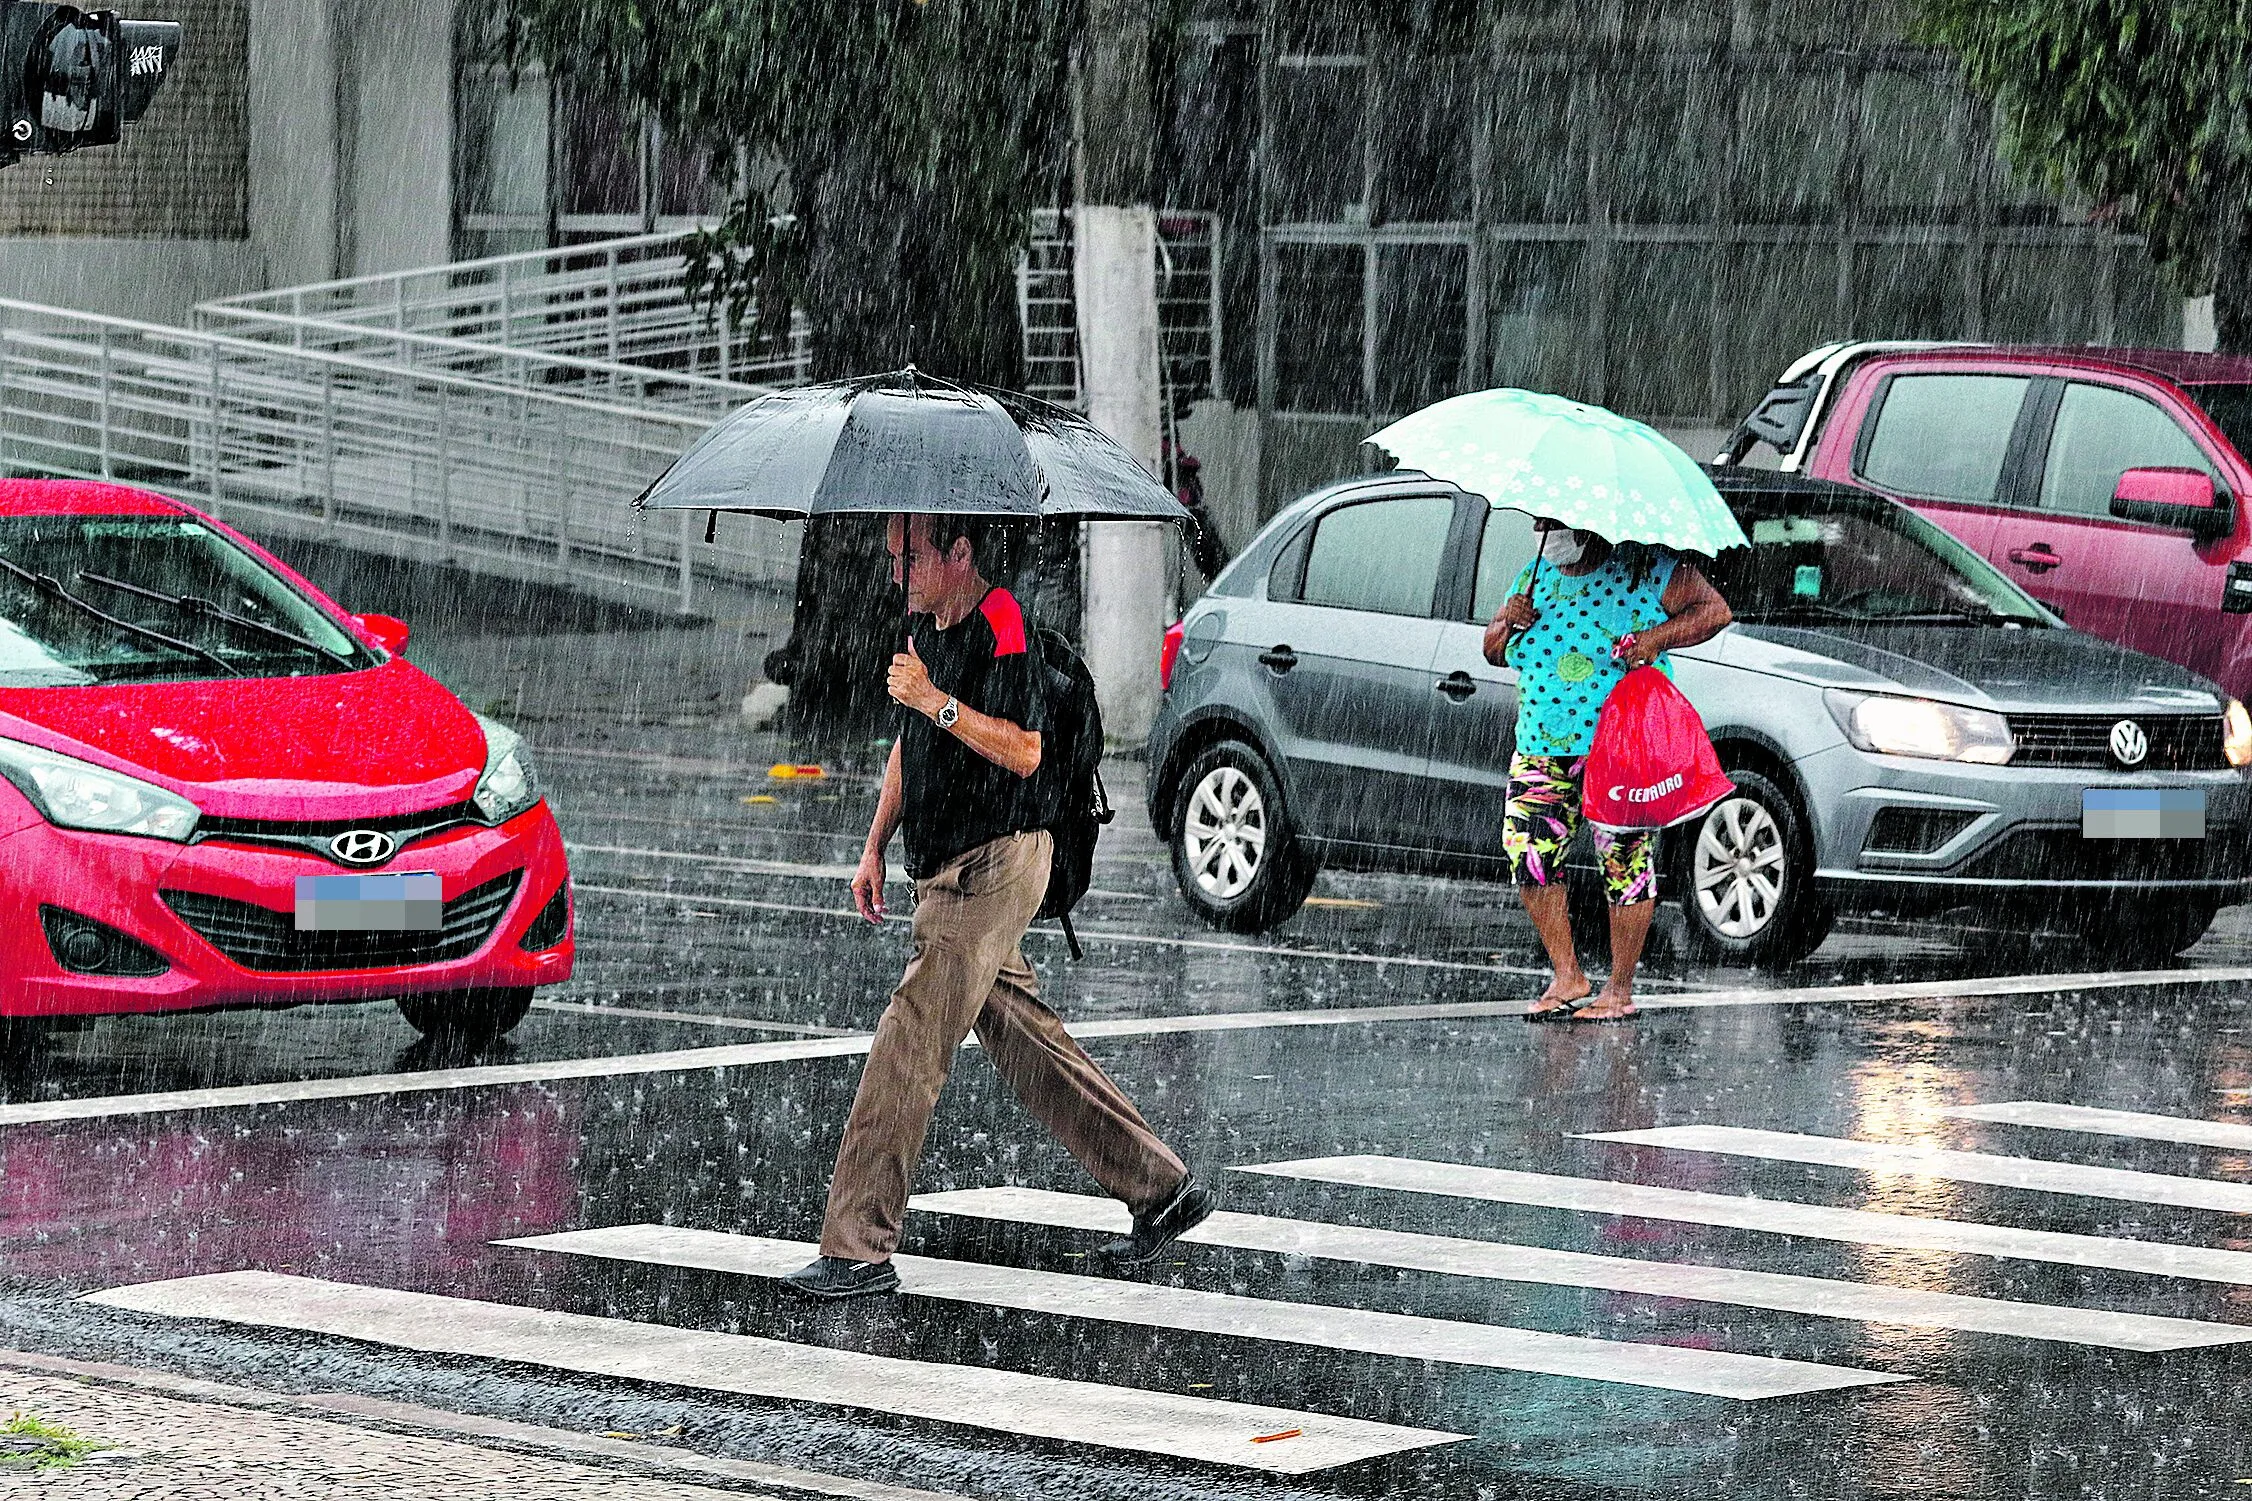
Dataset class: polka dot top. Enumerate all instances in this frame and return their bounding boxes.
[1504,544,1677,756]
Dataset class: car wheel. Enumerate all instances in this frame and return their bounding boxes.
[1169,741,1318,933]
[2108,903,2221,970]
[1675,769,1834,966]
[397,986,534,1044]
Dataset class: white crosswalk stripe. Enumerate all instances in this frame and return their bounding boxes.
[502,1224,1908,1397]
[1579,1125,2252,1214]
[1947,1101,2252,1152]
[907,1187,2251,1352]
[1235,1155,2252,1284]
[82,1271,1464,1475]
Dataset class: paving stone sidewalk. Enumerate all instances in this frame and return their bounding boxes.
[0,1358,948,1500]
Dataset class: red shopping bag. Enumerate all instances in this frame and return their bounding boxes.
[1580,666,1734,831]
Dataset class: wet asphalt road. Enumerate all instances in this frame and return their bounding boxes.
[6,551,2252,1499]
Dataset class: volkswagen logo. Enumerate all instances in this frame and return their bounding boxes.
[2109,719,2150,768]
[328,829,397,866]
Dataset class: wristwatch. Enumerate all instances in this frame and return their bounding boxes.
[935,696,961,729]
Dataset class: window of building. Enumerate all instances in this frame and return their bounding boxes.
[1273,243,1365,412]
[1265,56,1364,224]
[2040,384,2213,518]
[1374,243,1468,416]
[1859,374,2032,503]
[0,0,247,239]
[1298,495,1455,616]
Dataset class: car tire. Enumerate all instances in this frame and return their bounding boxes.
[1168,741,1319,933]
[1673,769,1834,967]
[397,986,534,1044]
[2107,903,2221,970]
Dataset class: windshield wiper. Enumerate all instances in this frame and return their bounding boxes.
[74,571,355,670]
[0,556,242,677]
[1743,601,1864,623]
[1866,608,2032,627]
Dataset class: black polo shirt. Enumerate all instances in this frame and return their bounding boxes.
[898,586,1056,879]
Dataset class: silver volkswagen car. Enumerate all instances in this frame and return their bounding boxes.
[1146,470,2252,966]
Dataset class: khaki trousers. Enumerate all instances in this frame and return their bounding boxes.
[818,830,1188,1262]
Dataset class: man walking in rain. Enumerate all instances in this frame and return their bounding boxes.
[783,513,1214,1300]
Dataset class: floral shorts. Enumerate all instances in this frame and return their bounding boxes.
[1502,753,1658,906]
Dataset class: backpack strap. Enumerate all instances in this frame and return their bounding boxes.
[1059,911,1084,962]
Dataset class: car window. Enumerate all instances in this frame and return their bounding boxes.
[1707,489,2051,627]
[1857,373,2032,504]
[1469,506,1540,622]
[2186,383,2252,465]
[1297,494,1454,617]
[2039,382,2214,518]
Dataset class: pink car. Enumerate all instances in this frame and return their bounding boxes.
[1723,341,2252,702]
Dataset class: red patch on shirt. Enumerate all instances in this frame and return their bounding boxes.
[978,588,1029,657]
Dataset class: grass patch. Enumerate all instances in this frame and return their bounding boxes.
[2,1410,110,1470]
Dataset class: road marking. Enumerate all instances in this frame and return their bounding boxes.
[81,1271,1463,1474]
[529,1000,860,1036]
[1234,1156,2252,1285]
[1948,1101,2252,1152]
[908,1187,2247,1352]
[568,846,1153,901]
[504,1224,1906,1397]
[1580,1126,2252,1215]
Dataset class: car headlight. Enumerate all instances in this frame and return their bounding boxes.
[1824,690,2015,764]
[0,736,199,840]
[471,713,541,824]
[2226,700,2252,768]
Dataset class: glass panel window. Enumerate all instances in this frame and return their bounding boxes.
[1857,70,1967,223]
[1273,243,1365,413]
[1488,241,1590,401]
[1268,60,1365,222]
[1375,243,1468,416]
[557,75,642,218]
[1733,69,1847,224]
[1373,55,1472,223]
[1299,495,1456,616]
[1607,242,1714,420]
[1723,243,1843,418]
[2039,384,2213,518]
[656,128,718,219]
[1858,374,2031,503]
[1486,61,1583,223]
[1471,506,1541,621]
[1610,67,1722,225]
[458,71,549,219]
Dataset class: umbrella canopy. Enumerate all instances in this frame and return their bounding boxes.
[1366,388,1749,556]
[636,368,1186,523]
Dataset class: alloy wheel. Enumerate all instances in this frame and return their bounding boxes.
[1182,764,1267,900]
[1692,796,1788,939]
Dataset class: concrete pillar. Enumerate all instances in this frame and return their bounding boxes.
[1076,0,1169,746]
[2185,295,2218,353]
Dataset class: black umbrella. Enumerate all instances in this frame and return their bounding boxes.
[635,367,1188,526]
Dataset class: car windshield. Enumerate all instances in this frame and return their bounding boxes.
[2186,383,2252,466]
[0,515,375,686]
[1706,489,2053,627]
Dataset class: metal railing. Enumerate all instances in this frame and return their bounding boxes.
[0,298,796,610]
[1020,209,1223,410]
[197,231,811,411]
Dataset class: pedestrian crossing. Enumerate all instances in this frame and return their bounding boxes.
[81,1097,2252,1479]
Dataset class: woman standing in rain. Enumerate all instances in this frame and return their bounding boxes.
[1484,520,1732,1021]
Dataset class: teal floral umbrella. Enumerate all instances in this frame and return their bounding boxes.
[1366,388,1750,557]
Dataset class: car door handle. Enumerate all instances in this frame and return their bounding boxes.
[1435,670,1477,700]
[2009,544,2062,573]
[1258,645,1298,673]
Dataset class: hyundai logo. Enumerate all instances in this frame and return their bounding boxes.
[328,829,397,866]
[2109,719,2150,767]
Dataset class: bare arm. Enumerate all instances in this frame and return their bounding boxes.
[888,642,1043,779]
[851,743,905,923]
[1618,563,1733,667]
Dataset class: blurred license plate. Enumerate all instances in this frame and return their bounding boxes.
[295,872,442,931]
[2082,789,2204,840]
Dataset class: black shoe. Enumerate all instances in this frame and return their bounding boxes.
[1099,1175,1218,1267]
[780,1255,900,1301]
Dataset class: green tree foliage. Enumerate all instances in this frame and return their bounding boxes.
[1915,0,2252,348]
[491,0,1077,745]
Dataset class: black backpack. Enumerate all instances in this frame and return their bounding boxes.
[1029,625,1112,959]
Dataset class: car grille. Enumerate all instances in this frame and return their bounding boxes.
[2007,714,2226,770]
[160,871,522,973]
[190,801,486,864]
[1954,827,2251,883]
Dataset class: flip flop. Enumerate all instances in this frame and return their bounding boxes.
[1524,995,1591,1023]
[1565,1001,1639,1023]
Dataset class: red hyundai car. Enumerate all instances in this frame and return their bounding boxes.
[0,480,572,1053]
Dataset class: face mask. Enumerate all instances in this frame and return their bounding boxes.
[1542,530,1589,567]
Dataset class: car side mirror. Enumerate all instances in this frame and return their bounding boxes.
[2111,467,2232,539]
[354,613,411,652]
